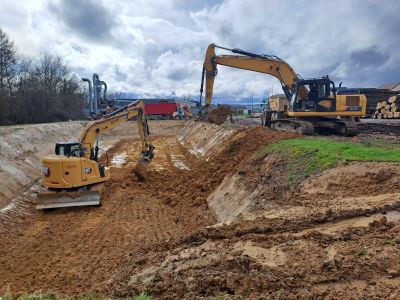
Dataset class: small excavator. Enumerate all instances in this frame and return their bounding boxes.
[200,43,367,135]
[37,100,155,209]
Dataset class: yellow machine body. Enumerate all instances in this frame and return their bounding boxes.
[287,94,367,117]
[42,155,110,189]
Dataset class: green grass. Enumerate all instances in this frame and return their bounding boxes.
[258,137,400,185]
[77,294,100,300]
[132,292,152,300]
[384,239,400,246]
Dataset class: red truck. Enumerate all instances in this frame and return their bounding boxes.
[144,99,191,119]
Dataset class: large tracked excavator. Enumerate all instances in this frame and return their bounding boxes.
[37,100,155,209]
[199,44,367,135]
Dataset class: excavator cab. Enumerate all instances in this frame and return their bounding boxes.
[55,142,83,157]
[293,77,337,113]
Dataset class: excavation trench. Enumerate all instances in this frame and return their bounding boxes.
[1,120,400,299]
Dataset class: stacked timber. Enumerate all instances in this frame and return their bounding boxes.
[372,95,400,119]
[357,88,399,117]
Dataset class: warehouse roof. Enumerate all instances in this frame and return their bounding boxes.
[377,82,400,91]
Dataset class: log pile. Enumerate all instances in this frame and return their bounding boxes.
[372,95,400,119]
[357,88,399,116]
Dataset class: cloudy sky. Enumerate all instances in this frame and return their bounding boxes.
[1,0,399,101]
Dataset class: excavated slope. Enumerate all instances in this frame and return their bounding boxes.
[0,122,85,211]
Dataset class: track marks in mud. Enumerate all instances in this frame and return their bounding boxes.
[0,129,198,296]
[118,208,400,299]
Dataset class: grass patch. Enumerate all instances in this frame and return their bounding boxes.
[78,294,100,300]
[384,239,400,246]
[258,137,400,185]
[132,292,152,300]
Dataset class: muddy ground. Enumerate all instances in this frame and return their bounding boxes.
[1,120,400,299]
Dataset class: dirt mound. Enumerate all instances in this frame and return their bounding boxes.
[207,105,232,125]
[148,127,297,221]
[292,161,400,205]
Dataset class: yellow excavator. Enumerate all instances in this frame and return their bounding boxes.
[200,44,367,135]
[37,100,155,209]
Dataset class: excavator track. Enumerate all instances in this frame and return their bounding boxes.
[335,120,359,136]
[311,118,359,136]
[269,119,314,135]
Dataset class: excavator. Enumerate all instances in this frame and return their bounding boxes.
[200,43,367,135]
[37,100,155,209]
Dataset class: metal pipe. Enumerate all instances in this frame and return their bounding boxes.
[82,78,93,114]
[93,73,99,113]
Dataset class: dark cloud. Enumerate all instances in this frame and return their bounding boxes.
[49,0,116,42]
[71,43,87,54]
[167,68,190,81]
[349,48,388,68]
[173,0,223,12]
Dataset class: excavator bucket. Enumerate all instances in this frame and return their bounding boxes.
[36,186,103,209]
[207,105,232,125]
[133,157,150,180]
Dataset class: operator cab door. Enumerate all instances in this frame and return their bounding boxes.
[317,81,336,112]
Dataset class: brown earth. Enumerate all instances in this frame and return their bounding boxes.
[1,121,400,299]
[207,105,232,125]
[357,121,400,136]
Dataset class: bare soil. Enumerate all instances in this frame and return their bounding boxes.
[1,121,400,299]
[357,121,400,136]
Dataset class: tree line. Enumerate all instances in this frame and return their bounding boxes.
[0,29,84,125]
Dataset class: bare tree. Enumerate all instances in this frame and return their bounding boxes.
[0,29,16,96]
[0,29,17,122]
[0,30,85,125]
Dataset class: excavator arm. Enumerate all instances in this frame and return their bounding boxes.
[79,100,154,162]
[200,43,308,112]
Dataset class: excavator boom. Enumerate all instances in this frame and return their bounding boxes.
[201,44,303,112]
